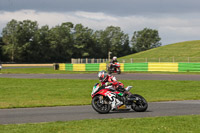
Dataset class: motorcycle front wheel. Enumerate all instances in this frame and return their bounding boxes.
[130,94,148,112]
[92,95,111,114]
[117,68,121,74]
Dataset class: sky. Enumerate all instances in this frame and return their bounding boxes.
[0,0,200,45]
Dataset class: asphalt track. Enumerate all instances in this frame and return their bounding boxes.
[0,100,200,124]
[1,73,200,80]
[0,73,200,124]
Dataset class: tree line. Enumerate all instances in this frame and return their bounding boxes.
[0,19,161,63]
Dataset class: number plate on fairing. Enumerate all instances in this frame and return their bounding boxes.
[105,91,116,102]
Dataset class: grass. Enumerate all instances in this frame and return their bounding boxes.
[0,67,96,74]
[1,67,200,74]
[119,40,200,62]
[0,78,200,109]
[0,115,200,133]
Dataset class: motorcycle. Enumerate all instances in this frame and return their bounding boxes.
[108,62,121,74]
[91,83,148,114]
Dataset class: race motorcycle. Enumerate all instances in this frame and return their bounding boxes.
[91,83,148,114]
[108,62,121,74]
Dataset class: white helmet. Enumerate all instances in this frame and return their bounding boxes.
[113,56,117,61]
[98,70,108,82]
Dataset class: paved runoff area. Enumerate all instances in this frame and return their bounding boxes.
[0,100,200,124]
[1,73,200,80]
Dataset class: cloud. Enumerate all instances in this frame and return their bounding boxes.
[1,0,200,16]
[75,11,117,21]
[0,10,200,45]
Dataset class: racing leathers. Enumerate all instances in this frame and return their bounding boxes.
[110,59,118,70]
[101,74,124,92]
[101,74,125,109]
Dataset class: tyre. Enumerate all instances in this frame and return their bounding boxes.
[130,94,148,112]
[108,69,112,74]
[107,67,112,74]
[92,95,111,114]
[108,71,112,74]
[117,68,121,74]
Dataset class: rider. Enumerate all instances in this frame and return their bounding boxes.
[98,70,124,92]
[98,70,125,109]
[110,56,118,70]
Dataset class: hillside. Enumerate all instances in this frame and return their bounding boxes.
[119,40,200,63]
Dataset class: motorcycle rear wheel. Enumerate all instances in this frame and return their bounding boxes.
[92,95,111,114]
[130,94,148,112]
[117,68,121,74]
[107,67,112,74]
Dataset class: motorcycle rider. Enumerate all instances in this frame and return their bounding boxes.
[110,56,118,70]
[98,70,125,109]
[98,70,125,92]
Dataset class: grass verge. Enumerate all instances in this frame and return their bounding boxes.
[0,78,200,108]
[0,115,200,133]
[1,67,200,74]
[0,67,96,74]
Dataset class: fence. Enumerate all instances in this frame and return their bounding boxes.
[71,57,200,64]
[59,63,107,71]
[118,57,200,63]
[58,62,200,72]
[71,58,108,64]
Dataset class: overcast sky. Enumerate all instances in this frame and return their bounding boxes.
[0,0,200,45]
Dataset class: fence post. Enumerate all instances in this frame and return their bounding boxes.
[146,58,148,63]
[188,57,190,63]
[130,58,133,63]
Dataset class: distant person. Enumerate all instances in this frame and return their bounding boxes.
[111,56,118,64]
[110,56,118,70]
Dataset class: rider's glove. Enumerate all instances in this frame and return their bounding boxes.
[105,82,112,86]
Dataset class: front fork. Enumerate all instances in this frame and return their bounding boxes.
[99,95,104,104]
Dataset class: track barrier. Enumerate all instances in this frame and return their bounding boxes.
[58,63,200,72]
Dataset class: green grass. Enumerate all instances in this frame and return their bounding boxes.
[0,78,200,108]
[0,115,200,133]
[119,40,200,63]
[0,67,96,74]
[1,67,200,74]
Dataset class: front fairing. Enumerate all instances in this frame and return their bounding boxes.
[91,83,100,96]
[91,84,115,98]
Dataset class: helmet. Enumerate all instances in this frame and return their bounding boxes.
[98,70,108,82]
[113,56,117,61]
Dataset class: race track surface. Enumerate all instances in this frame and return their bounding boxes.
[1,73,200,124]
[0,100,200,124]
[1,73,200,80]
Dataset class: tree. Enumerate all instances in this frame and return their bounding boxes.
[72,24,94,58]
[17,20,39,62]
[48,22,74,62]
[0,36,5,61]
[2,19,39,62]
[2,19,19,62]
[131,28,161,52]
[95,26,130,58]
[121,34,132,56]
[26,25,51,62]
